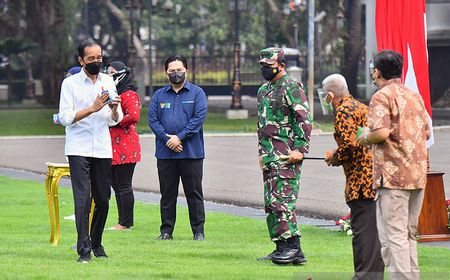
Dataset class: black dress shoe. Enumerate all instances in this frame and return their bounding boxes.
[77,253,91,263]
[156,233,173,240]
[193,233,205,241]
[92,245,108,258]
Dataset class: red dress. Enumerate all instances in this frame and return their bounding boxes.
[110,90,141,165]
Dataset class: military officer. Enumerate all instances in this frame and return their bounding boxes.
[256,47,312,265]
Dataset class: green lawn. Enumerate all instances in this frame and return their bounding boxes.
[0,108,332,136]
[0,176,449,279]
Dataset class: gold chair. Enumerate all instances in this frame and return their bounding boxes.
[44,162,94,246]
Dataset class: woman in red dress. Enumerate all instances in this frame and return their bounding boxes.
[106,61,141,230]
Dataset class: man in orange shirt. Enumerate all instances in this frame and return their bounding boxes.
[322,74,384,279]
[359,50,430,280]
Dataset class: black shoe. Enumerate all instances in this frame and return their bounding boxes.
[77,253,91,263]
[271,249,304,265]
[256,250,277,261]
[92,245,108,258]
[193,233,205,241]
[156,233,173,240]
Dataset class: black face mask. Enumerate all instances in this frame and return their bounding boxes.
[261,66,280,81]
[84,61,102,75]
[168,72,186,85]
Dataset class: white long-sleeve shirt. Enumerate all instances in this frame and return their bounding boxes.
[58,69,123,158]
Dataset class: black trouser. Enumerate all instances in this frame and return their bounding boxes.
[111,163,136,227]
[348,199,385,280]
[68,156,111,256]
[157,158,205,235]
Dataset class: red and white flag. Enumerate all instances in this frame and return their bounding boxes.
[375,0,434,146]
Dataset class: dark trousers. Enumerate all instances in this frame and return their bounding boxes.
[68,156,111,256]
[111,163,136,227]
[157,159,205,235]
[348,199,385,280]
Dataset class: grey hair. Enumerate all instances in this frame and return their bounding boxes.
[322,74,349,97]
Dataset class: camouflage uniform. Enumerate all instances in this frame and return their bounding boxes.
[257,48,312,242]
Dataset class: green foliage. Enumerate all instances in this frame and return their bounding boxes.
[0,39,38,70]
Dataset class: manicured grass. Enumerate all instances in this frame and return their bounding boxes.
[1,176,450,279]
[0,108,333,136]
[0,108,66,136]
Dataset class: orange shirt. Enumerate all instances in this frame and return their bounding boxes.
[368,79,428,190]
[333,95,375,202]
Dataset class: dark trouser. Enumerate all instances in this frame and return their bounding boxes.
[348,199,385,280]
[111,163,136,227]
[157,159,205,235]
[68,156,111,256]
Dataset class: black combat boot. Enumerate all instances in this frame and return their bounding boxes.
[257,241,283,261]
[288,236,307,264]
[271,236,307,265]
[271,239,298,265]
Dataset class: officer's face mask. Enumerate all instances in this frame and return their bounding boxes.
[168,71,186,85]
[260,66,280,81]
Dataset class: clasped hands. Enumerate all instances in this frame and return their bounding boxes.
[166,134,183,153]
[91,92,121,113]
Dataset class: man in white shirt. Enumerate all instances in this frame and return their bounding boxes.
[58,38,123,263]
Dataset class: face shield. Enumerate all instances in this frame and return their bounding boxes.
[317,88,333,115]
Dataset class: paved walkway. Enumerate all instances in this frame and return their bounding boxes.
[1,128,450,249]
[1,129,449,219]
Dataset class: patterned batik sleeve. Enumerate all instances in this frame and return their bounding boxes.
[334,110,357,164]
[285,83,312,154]
[368,92,391,131]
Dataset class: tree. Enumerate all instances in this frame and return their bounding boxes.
[0,38,38,105]
[340,0,363,98]
[24,0,78,105]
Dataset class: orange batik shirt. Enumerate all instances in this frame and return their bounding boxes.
[333,95,376,202]
[368,79,429,190]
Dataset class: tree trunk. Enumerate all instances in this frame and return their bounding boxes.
[24,0,62,105]
[101,0,148,85]
[266,0,295,47]
[341,0,362,98]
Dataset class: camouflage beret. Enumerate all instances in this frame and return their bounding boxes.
[258,47,285,65]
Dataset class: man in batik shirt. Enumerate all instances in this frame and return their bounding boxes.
[358,50,430,280]
[322,74,384,279]
[257,47,312,265]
